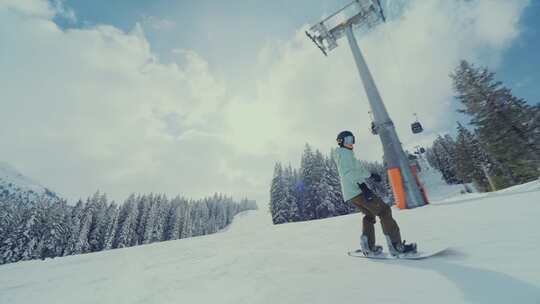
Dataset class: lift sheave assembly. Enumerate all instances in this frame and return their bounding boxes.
[306,0,385,56]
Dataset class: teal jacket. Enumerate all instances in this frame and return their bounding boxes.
[332,147,371,202]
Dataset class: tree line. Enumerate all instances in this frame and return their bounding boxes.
[0,191,257,265]
[426,60,539,191]
[269,144,392,225]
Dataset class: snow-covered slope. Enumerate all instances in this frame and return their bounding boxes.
[1,181,539,304]
[0,162,60,203]
[417,159,478,202]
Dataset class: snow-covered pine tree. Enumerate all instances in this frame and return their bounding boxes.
[0,200,20,263]
[57,200,74,257]
[425,147,442,172]
[200,198,211,235]
[283,165,301,222]
[0,189,257,265]
[315,155,337,219]
[531,103,540,152]
[64,199,84,256]
[102,202,119,250]
[188,201,199,236]
[113,194,139,249]
[135,194,151,245]
[426,135,460,184]
[205,194,222,234]
[163,196,185,241]
[291,168,304,219]
[224,196,237,226]
[299,145,320,220]
[451,60,539,183]
[203,197,215,234]
[191,199,210,236]
[180,200,193,239]
[190,200,199,236]
[209,196,219,231]
[73,197,94,254]
[142,194,159,244]
[0,203,28,263]
[209,197,220,233]
[87,192,109,252]
[309,150,327,219]
[151,194,169,242]
[15,202,44,261]
[455,123,492,191]
[269,162,288,224]
[239,198,258,211]
[218,195,232,230]
[40,199,71,259]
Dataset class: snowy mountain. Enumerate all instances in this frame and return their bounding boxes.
[0,162,61,203]
[0,180,539,303]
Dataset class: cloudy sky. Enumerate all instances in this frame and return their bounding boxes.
[1,0,538,205]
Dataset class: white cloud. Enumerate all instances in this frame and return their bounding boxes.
[141,15,176,30]
[0,0,233,202]
[51,0,76,23]
[0,0,530,206]
[0,0,53,18]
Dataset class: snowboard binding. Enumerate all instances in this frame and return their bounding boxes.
[360,235,383,256]
[385,235,417,257]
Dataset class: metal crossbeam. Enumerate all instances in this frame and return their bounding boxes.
[305,0,385,56]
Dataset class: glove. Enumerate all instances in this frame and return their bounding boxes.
[357,182,375,201]
[369,173,382,183]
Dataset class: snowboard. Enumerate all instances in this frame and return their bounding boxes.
[347,247,449,260]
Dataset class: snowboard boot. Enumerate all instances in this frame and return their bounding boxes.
[385,235,417,256]
[360,235,383,256]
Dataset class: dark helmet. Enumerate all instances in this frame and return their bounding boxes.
[336,130,355,147]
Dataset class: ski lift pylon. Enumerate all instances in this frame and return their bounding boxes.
[368,111,378,135]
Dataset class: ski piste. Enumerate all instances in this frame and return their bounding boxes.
[348,247,449,260]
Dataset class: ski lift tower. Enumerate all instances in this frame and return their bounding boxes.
[306,0,428,209]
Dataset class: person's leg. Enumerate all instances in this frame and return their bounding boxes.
[349,195,376,248]
[354,194,417,255]
[376,198,401,244]
[353,194,402,244]
[362,214,376,248]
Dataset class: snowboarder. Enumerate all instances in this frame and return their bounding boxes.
[333,130,417,256]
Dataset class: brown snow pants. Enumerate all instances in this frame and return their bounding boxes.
[349,194,402,248]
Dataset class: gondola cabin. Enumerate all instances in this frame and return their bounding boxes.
[411,121,423,134]
[411,113,424,134]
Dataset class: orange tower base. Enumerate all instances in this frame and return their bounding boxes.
[387,166,429,210]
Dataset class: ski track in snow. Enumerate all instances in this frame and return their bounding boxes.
[1,181,539,304]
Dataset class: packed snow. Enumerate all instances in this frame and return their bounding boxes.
[1,181,539,304]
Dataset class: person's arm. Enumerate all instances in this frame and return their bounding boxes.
[340,150,379,200]
[340,150,371,183]
[348,151,382,182]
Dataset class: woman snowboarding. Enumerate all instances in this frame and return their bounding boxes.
[333,130,417,256]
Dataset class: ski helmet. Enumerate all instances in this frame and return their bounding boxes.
[336,131,355,147]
